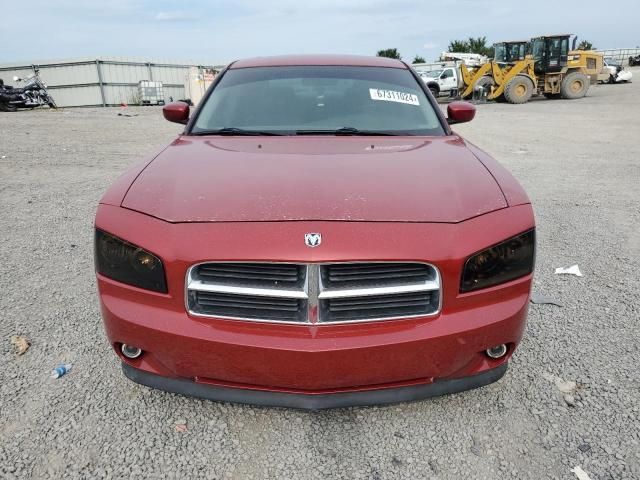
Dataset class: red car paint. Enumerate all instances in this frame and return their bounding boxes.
[96,55,534,407]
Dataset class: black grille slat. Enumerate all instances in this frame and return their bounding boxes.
[192,291,306,322]
[328,294,431,311]
[196,263,304,287]
[323,263,432,287]
[321,291,437,322]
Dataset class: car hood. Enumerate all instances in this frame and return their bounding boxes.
[121,135,508,223]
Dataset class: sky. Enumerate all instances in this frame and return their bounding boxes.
[0,0,638,64]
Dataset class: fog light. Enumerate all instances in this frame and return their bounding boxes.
[486,344,508,359]
[121,344,142,359]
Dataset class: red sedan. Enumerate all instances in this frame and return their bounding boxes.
[95,55,535,409]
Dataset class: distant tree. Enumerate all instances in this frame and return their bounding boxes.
[467,36,493,57]
[448,40,469,52]
[447,37,492,57]
[377,48,402,59]
[412,55,426,64]
[577,40,595,50]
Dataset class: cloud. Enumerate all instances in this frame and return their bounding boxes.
[0,0,638,63]
[155,11,196,22]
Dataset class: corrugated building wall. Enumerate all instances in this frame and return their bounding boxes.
[0,57,224,107]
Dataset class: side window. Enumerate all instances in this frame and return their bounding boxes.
[441,69,453,79]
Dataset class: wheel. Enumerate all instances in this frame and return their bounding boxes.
[471,76,494,101]
[474,75,494,93]
[503,75,534,104]
[428,85,439,97]
[608,74,615,84]
[0,100,17,112]
[560,72,589,99]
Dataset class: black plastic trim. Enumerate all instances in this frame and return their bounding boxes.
[122,362,508,410]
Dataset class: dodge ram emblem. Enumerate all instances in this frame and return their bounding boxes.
[304,233,322,247]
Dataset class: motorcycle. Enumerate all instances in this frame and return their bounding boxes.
[0,68,56,112]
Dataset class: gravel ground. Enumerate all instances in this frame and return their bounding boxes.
[1,73,639,480]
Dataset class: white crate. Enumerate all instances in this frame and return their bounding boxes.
[137,80,165,105]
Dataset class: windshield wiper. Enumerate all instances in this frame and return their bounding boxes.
[295,127,399,136]
[191,127,284,136]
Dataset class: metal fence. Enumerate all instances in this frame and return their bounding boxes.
[595,48,640,65]
[0,56,224,107]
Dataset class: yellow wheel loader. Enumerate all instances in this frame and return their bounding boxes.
[460,35,603,104]
[461,41,535,104]
[530,34,603,99]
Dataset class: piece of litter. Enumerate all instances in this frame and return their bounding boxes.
[542,373,577,394]
[51,363,72,379]
[555,265,583,276]
[556,379,577,394]
[1,155,6,159]
[577,443,591,453]
[174,423,188,433]
[11,335,30,355]
[118,112,139,117]
[530,293,563,307]
[571,466,592,480]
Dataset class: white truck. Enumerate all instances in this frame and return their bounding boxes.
[413,62,464,98]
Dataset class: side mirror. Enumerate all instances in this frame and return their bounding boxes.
[163,102,190,124]
[447,101,476,125]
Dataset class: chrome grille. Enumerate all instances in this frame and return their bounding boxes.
[187,262,440,324]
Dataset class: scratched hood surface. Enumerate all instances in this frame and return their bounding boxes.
[121,135,508,223]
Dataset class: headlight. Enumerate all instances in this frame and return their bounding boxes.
[95,230,167,293]
[460,230,535,293]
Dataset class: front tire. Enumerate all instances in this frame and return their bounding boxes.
[503,75,534,104]
[560,72,589,99]
[474,75,494,94]
[0,100,17,112]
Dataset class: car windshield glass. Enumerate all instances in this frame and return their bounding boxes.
[192,66,444,136]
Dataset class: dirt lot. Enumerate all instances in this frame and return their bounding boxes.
[1,73,639,480]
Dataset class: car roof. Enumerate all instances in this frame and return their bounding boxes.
[229,54,407,69]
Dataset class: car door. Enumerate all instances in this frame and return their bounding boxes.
[440,68,456,91]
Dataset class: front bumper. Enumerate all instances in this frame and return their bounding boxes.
[96,203,534,408]
[122,361,508,410]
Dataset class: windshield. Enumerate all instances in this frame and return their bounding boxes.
[532,39,545,62]
[422,69,443,78]
[494,44,507,62]
[192,66,444,136]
